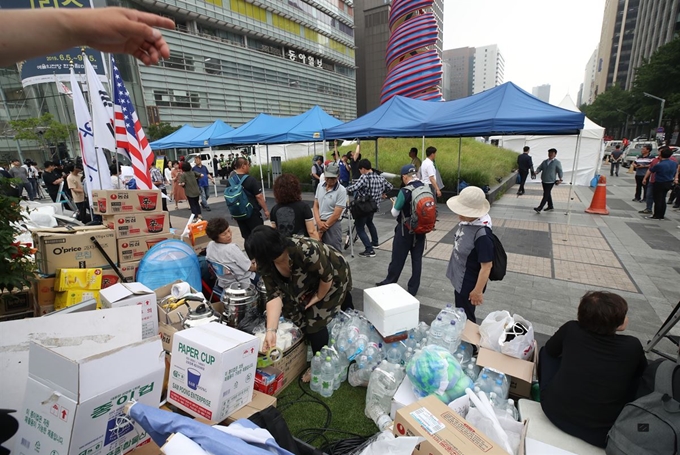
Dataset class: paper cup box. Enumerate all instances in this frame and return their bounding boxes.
[13,338,164,455]
[168,322,259,423]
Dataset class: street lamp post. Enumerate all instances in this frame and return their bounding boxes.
[643,92,666,135]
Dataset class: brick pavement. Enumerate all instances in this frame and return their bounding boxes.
[169,165,680,353]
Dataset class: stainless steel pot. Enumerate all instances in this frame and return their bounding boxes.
[256,278,268,314]
[220,282,258,328]
[178,301,220,329]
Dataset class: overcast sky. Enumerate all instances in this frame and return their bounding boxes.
[443,0,606,105]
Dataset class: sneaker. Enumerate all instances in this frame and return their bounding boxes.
[639,209,652,214]
[632,198,640,202]
[372,241,380,247]
[359,250,376,258]
[533,207,541,213]
[204,206,212,211]
[544,207,554,211]
[645,216,664,220]
[375,281,387,287]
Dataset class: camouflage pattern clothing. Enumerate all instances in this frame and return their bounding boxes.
[260,236,352,333]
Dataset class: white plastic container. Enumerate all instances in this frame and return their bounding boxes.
[363,284,419,336]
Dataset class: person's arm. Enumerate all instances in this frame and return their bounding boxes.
[313,199,326,232]
[556,162,563,183]
[325,190,348,229]
[674,163,679,184]
[305,279,332,309]
[391,189,407,217]
[345,174,364,193]
[71,181,84,195]
[353,141,361,161]
[383,178,394,193]
[429,174,441,197]
[255,192,269,219]
[642,168,653,185]
[305,219,321,241]
[332,140,339,162]
[263,297,283,352]
[0,8,174,67]
[529,157,535,175]
[311,165,320,180]
[469,262,492,306]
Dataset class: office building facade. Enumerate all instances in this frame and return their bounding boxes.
[594,0,640,97]
[626,0,680,89]
[441,47,475,100]
[1,0,357,162]
[581,48,599,105]
[531,84,551,103]
[472,45,504,94]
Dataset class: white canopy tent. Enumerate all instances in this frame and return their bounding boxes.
[496,95,605,186]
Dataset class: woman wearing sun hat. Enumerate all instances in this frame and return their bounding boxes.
[445,186,494,323]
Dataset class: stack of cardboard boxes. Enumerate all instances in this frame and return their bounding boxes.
[93,189,170,279]
[53,268,103,309]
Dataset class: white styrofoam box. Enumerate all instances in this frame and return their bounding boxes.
[13,337,164,455]
[390,375,419,419]
[363,283,420,336]
[168,322,259,423]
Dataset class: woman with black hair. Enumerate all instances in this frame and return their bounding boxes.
[245,225,352,360]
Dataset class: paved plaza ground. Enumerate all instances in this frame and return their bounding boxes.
[168,163,680,355]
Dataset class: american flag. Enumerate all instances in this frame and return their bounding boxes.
[112,56,153,189]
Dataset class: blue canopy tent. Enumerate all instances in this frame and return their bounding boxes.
[149,124,199,150]
[149,120,234,150]
[212,106,342,145]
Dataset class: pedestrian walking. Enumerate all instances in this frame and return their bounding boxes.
[516,146,535,195]
[192,156,213,211]
[609,145,623,177]
[632,145,652,202]
[227,157,269,241]
[533,148,563,213]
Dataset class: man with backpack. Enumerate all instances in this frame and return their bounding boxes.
[224,157,269,241]
[375,164,435,296]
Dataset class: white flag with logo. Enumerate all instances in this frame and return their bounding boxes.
[83,54,117,155]
[55,76,72,99]
[70,66,112,204]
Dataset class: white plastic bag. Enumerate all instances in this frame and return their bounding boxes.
[358,430,424,455]
[479,310,513,352]
[500,314,535,361]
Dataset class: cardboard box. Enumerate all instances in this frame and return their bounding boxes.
[54,289,100,310]
[31,277,56,306]
[188,220,208,245]
[117,234,171,263]
[104,212,170,239]
[393,395,514,455]
[120,261,140,283]
[54,268,103,291]
[222,390,277,425]
[364,283,420,336]
[32,226,117,275]
[462,321,537,399]
[34,302,54,317]
[92,189,162,214]
[100,283,159,339]
[255,366,284,396]
[13,337,164,455]
[180,233,210,254]
[0,289,33,315]
[269,338,307,395]
[167,322,259,422]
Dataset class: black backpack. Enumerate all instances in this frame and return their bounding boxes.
[476,227,507,281]
[606,360,680,455]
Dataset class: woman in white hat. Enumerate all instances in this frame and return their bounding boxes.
[445,186,494,323]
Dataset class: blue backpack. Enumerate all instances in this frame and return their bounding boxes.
[224,174,253,219]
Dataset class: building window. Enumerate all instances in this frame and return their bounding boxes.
[205,57,223,75]
[162,52,195,72]
[153,90,201,108]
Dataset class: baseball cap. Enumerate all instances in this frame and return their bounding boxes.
[401,164,417,176]
[325,163,340,178]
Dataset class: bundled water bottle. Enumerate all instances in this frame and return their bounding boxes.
[474,373,491,394]
[319,356,335,397]
[347,362,372,387]
[454,342,473,367]
[365,360,405,430]
[442,320,461,353]
[310,352,322,393]
[404,334,417,351]
[414,321,430,342]
[386,343,402,365]
[505,398,519,421]
[428,316,446,347]
[465,362,479,381]
[474,368,510,400]
[403,347,415,366]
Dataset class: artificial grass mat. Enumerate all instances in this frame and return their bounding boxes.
[276,376,380,447]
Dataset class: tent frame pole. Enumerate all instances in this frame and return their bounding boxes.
[209,146,217,197]
[266,144,271,189]
[257,143,265,193]
[456,137,462,194]
[422,136,425,161]
[564,132,583,241]
[375,139,379,169]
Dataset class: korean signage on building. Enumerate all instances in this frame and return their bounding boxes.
[0,0,107,87]
[286,50,323,68]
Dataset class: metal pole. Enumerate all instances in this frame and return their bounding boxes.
[257,144,265,192]
[564,133,583,241]
[375,139,379,169]
[456,137,462,194]
[209,146,217,197]
[422,136,425,161]
[266,144,271,189]
[658,99,665,135]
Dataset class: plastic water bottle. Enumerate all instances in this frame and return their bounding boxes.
[404,334,417,350]
[506,399,519,421]
[465,363,478,381]
[386,343,402,365]
[319,356,335,397]
[474,373,491,394]
[428,317,445,346]
[352,332,369,359]
[310,352,322,393]
[442,320,460,353]
[307,345,313,362]
[348,363,372,387]
[365,361,403,430]
[403,347,414,366]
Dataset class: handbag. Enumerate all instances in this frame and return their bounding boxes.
[350,194,377,218]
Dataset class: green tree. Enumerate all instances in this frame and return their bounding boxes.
[632,37,680,121]
[9,113,75,158]
[146,122,181,142]
[582,85,637,132]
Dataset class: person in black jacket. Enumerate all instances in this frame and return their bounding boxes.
[516,146,535,195]
[539,291,647,447]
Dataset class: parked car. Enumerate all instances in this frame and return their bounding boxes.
[622,142,658,168]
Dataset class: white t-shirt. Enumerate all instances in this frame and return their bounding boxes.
[206,241,255,288]
[164,168,172,184]
[420,157,436,185]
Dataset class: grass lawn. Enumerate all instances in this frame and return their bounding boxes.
[276,377,379,448]
[251,138,518,189]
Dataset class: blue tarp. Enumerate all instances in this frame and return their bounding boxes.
[150,120,234,149]
[213,106,342,145]
[324,82,586,139]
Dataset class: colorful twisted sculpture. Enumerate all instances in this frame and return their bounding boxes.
[380,0,444,103]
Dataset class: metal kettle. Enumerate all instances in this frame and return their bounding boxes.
[178,300,220,329]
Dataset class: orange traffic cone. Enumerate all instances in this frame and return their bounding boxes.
[585,175,609,215]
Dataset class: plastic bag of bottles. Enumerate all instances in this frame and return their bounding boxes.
[252,317,303,353]
[473,367,510,400]
[405,345,473,404]
[365,360,405,430]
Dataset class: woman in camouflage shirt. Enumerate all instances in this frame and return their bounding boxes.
[245,225,352,356]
